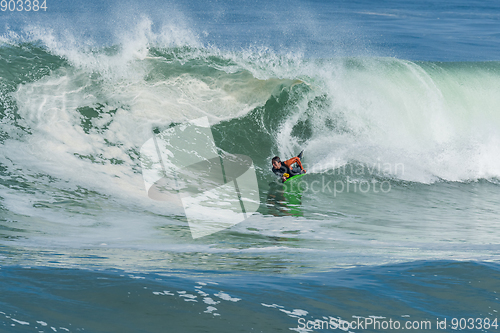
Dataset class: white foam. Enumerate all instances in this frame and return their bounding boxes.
[11,318,29,325]
[203,297,220,305]
[275,58,500,183]
[203,306,218,314]
[214,291,241,302]
[153,291,174,296]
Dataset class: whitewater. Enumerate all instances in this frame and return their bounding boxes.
[1,0,499,331]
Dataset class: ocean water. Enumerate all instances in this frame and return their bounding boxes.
[1,0,500,332]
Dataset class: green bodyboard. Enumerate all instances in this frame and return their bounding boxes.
[282,173,305,211]
[284,173,306,183]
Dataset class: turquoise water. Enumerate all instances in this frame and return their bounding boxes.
[1,0,500,331]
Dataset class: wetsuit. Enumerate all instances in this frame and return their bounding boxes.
[272,164,300,179]
[272,154,305,182]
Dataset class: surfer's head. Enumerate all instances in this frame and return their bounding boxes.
[272,156,281,169]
